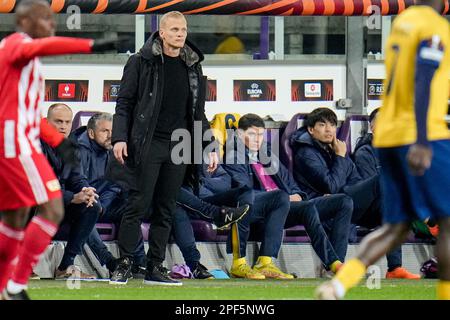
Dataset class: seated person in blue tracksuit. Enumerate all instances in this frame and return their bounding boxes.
[222,114,353,278]
[291,107,419,279]
[352,108,420,279]
[42,104,99,279]
[72,112,147,278]
[172,165,250,279]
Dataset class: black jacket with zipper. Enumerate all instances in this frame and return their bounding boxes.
[106,32,212,191]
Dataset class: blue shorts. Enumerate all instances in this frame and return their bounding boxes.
[377,139,450,224]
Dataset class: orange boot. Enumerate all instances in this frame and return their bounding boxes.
[428,225,439,238]
[386,267,421,279]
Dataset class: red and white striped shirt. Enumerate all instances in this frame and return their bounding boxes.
[0,32,92,159]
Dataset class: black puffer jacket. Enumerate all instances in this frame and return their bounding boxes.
[107,32,211,190]
[290,127,362,199]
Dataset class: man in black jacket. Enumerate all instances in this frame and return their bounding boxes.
[109,11,222,286]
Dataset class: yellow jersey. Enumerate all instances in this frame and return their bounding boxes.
[374,5,450,148]
[214,36,245,54]
[210,113,241,158]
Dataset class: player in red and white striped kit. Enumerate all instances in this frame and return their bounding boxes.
[0,0,121,299]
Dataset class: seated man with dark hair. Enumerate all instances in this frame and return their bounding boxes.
[291,107,419,279]
[175,164,294,280]
[42,103,98,279]
[72,112,147,279]
[223,113,353,278]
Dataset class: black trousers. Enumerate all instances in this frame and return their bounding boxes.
[118,137,187,268]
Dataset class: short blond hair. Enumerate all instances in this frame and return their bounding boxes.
[159,11,186,29]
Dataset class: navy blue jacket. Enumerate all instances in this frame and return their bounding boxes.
[197,164,233,198]
[181,164,233,199]
[222,137,307,199]
[352,133,381,180]
[41,140,89,207]
[72,126,123,214]
[290,128,361,199]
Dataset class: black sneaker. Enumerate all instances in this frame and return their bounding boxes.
[106,258,119,273]
[143,264,182,286]
[214,204,250,230]
[131,264,147,279]
[2,289,30,300]
[192,263,214,280]
[109,257,133,285]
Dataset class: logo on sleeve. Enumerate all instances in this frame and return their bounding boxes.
[46,179,61,192]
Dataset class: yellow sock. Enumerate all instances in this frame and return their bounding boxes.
[256,256,272,265]
[437,280,450,300]
[232,257,247,269]
[231,224,240,260]
[330,260,343,273]
[335,258,366,292]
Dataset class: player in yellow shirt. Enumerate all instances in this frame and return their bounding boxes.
[315,0,450,300]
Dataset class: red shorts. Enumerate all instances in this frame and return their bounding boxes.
[0,152,62,211]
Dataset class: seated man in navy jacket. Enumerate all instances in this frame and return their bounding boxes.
[42,104,98,279]
[353,108,422,278]
[291,107,419,279]
[72,112,147,279]
[222,114,353,277]
[353,109,382,180]
[175,164,293,279]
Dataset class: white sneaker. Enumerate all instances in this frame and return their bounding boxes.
[318,265,334,279]
[30,272,40,280]
[55,265,96,280]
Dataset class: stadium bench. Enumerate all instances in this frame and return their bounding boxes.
[71,110,102,130]
[280,113,308,172]
[95,223,116,241]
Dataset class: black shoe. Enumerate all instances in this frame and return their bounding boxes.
[131,264,147,279]
[143,264,182,286]
[106,258,119,273]
[192,263,214,280]
[2,289,30,300]
[109,257,133,285]
[214,204,250,230]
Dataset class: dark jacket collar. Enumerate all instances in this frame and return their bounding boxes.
[354,132,373,153]
[81,132,106,154]
[290,127,313,147]
[139,31,204,67]
[290,127,334,154]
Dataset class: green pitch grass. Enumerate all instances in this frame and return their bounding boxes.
[27,278,437,300]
